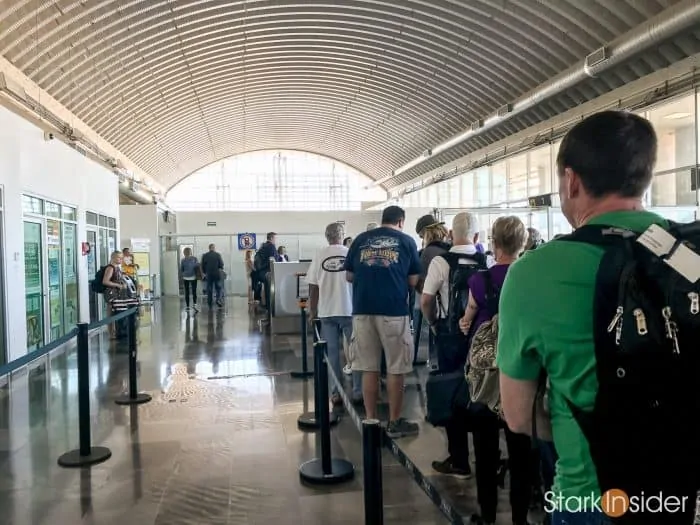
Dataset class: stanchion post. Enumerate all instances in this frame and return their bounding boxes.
[291,301,313,379]
[299,340,355,485]
[115,311,152,406]
[58,323,112,467]
[363,419,384,525]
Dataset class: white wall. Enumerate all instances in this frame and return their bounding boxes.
[0,106,119,361]
[176,210,382,238]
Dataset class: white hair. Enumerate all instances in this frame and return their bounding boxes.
[366,222,378,231]
[451,212,479,241]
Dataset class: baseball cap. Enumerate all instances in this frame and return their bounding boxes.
[415,214,444,236]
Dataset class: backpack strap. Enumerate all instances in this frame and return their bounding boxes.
[481,268,499,316]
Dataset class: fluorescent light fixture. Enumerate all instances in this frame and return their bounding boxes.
[664,112,691,120]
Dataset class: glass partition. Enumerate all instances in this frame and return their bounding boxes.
[528,145,553,196]
[507,154,528,202]
[46,219,63,340]
[491,162,507,204]
[647,93,696,173]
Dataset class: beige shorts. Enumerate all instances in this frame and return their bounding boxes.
[349,315,413,375]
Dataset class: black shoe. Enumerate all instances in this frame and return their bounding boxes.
[431,457,472,479]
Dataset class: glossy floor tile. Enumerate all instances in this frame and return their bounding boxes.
[0,297,463,525]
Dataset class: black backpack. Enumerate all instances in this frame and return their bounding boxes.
[432,251,487,372]
[437,251,488,335]
[559,222,700,520]
[91,265,109,293]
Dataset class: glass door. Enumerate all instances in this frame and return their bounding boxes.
[24,221,45,350]
[62,223,78,332]
[86,229,99,323]
[46,219,64,340]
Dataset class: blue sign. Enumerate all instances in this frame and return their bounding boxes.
[237,233,257,250]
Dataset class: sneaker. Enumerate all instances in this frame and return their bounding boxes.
[193,304,200,313]
[343,364,352,376]
[351,395,364,407]
[469,514,495,525]
[331,393,343,407]
[431,457,472,479]
[386,418,419,438]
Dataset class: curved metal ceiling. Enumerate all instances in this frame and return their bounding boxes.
[1,0,699,190]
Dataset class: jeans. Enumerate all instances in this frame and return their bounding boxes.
[183,279,198,307]
[321,317,362,398]
[550,511,611,525]
[206,277,223,306]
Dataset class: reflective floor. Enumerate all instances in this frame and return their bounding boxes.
[0,297,465,525]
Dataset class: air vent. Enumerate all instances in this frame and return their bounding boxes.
[497,104,512,117]
[422,149,432,158]
[129,181,140,193]
[585,47,608,68]
[471,119,484,131]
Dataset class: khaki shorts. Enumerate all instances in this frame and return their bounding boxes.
[349,315,413,375]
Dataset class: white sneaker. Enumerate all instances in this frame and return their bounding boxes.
[343,364,352,375]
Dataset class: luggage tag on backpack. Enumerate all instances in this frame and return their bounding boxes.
[637,224,700,283]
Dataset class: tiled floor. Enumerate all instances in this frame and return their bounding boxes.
[0,297,529,525]
[0,298,445,524]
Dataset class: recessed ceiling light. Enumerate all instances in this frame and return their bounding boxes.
[664,112,692,120]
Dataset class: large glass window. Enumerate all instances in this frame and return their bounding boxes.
[166,150,387,211]
[474,167,490,207]
[63,223,79,333]
[46,219,63,340]
[528,145,552,196]
[507,154,528,202]
[647,93,696,173]
[491,162,507,204]
[461,172,475,206]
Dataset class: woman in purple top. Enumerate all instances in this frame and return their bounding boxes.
[458,216,532,525]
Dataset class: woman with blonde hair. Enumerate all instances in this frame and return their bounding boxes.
[102,250,126,339]
[458,216,531,525]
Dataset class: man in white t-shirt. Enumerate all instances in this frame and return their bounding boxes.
[307,222,362,406]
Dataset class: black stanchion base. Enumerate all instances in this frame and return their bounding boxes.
[299,458,355,485]
[297,411,339,431]
[115,393,152,406]
[58,446,112,468]
[413,360,427,366]
[290,370,314,379]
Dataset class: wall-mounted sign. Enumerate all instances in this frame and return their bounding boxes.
[206,221,217,227]
[237,233,257,250]
[528,193,554,208]
[131,238,151,252]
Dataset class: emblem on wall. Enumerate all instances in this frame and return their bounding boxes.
[237,233,257,250]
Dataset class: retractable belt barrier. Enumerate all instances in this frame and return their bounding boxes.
[57,307,151,468]
[0,328,78,378]
[324,343,466,525]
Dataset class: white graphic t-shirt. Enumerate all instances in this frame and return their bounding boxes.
[306,244,353,318]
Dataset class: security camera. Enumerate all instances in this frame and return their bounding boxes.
[44,131,55,141]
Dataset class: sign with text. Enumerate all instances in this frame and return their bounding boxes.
[528,193,554,208]
[237,233,257,250]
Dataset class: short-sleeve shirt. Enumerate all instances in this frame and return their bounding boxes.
[496,210,668,501]
[306,244,352,318]
[344,226,421,317]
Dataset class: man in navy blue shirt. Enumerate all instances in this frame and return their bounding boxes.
[345,205,422,438]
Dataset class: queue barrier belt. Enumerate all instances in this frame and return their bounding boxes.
[324,353,466,525]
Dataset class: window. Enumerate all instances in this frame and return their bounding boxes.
[647,93,696,173]
[528,145,552,196]
[86,211,98,225]
[491,162,507,205]
[62,206,77,222]
[474,167,490,207]
[45,202,61,218]
[22,195,43,215]
[461,171,475,206]
[166,150,387,211]
[507,154,528,202]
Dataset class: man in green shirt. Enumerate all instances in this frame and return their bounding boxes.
[497,111,661,525]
